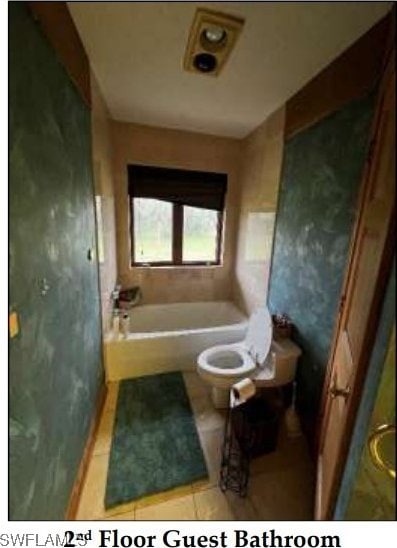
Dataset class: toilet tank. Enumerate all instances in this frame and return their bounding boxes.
[271,338,302,386]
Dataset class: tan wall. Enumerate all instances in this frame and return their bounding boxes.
[233,107,285,315]
[285,12,391,139]
[111,122,242,304]
[91,73,117,330]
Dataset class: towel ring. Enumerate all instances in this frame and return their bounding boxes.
[368,424,395,480]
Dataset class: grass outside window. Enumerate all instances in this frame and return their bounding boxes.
[131,198,223,266]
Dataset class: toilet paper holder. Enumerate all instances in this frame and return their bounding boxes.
[231,378,256,405]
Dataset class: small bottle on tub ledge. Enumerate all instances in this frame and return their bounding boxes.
[112,309,120,339]
[121,312,130,338]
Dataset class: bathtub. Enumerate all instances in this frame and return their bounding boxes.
[104,301,248,381]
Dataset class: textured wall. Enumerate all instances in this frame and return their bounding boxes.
[91,73,117,332]
[111,122,241,304]
[9,3,103,520]
[268,93,375,441]
[233,107,285,315]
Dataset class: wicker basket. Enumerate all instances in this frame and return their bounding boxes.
[272,314,293,340]
[273,324,292,340]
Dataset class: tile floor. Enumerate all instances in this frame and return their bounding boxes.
[76,371,314,520]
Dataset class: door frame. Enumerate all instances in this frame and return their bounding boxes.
[314,45,396,519]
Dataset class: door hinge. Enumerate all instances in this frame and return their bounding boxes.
[330,383,351,400]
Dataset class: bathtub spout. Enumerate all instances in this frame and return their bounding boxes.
[119,286,142,308]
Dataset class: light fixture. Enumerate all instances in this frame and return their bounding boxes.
[203,26,227,44]
[200,26,227,53]
[204,26,226,43]
[193,52,217,73]
[184,8,244,77]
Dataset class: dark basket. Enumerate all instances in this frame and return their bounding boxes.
[274,324,293,339]
[272,314,293,339]
[231,397,280,458]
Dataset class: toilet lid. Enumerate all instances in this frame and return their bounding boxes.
[244,305,273,365]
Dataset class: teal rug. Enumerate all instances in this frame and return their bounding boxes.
[105,372,208,508]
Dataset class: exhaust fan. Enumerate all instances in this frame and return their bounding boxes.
[184,8,245,76]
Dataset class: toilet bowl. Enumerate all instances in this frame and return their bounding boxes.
[197,305,301,408]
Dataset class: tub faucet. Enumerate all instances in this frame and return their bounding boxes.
[119,286,142,308]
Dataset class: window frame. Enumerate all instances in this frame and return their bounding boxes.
[129,199,224,267]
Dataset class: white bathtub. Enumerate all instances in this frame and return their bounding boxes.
[104,301,248,381]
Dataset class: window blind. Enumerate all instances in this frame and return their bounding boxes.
[128,164,227,211]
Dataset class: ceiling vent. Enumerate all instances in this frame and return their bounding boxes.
[184,8,245,77]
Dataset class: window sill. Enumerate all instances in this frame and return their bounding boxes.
[130,263,223,270]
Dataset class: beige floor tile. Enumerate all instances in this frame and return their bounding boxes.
[93,409,116,456]
[191,393,226,433]
[194,487,234,520]
[250,426,313,478]
[104,508,135,520]
[249,464,314,520]
[194,427,224,492]
[224,490,259,520]
[183,371,210,400]
[76,453,135,520]
[78,375,314,522]
[103,382,119,413]
[135,483,193,509]
[136,494,196,520]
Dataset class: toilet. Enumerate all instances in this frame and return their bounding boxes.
[197,305,302,408]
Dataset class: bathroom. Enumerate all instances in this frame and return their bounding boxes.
[9,2,395,522]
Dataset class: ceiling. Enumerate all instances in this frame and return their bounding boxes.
[68,2,391,139]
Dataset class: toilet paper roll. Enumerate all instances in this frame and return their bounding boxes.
[232,378,256,403]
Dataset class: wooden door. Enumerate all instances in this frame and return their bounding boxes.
[346,328,395,519]
[315,52,395,520]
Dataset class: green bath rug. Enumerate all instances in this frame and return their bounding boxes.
[105,372,208,508]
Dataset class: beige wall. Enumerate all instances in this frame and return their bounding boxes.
[111,122,241,304]
[91,73,117,330]
[233,107,285,315]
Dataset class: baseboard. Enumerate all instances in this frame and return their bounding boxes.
[65,382,108,520]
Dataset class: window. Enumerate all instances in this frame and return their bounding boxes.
[182,206,218,262]
[133,198,173,263]
[128,165,227,266]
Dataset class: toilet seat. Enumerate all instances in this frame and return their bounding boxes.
[197,306,273,380]
[197,342,256,377]
[197,305,273,407]
[197,306,301,408]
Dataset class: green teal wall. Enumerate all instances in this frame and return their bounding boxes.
[268,94,375,442]
[9,3,103,520]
